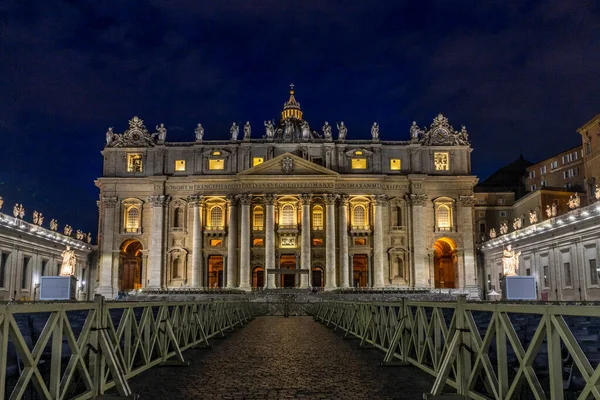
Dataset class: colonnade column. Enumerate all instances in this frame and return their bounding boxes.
[372,194,387,288]
[148,195,169,289]
[324,194,339,289]
[339,194,350,288]
[238,194,252,290]
[458,195,477,288]
[265,194,276,288]
[300,194,312,288]
[98,196,118,297]
[408,193,428,287]
[226,195,238,288]
[189,195,204,288]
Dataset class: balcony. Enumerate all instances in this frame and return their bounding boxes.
[350,225,371,236]
[390,226,406,232]
[435,226,456,233]
[277,224,299,234]
[204,225,226,236]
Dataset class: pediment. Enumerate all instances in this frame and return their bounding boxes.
[238,153,338,176]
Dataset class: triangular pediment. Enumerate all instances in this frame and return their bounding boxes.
[238,153,338,176]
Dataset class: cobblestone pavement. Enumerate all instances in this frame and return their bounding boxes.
[129,317,436,399]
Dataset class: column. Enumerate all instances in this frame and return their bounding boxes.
[97,196,118,297]
[238,194,252,290]
[349,254,355,287]
[300,194,312,288]
[372,194,387,288]
[408,193,428,287]
[189,195,204,288]
[339,194,350,288]
[265,194,276,288]
[324,194,339,289]
[226,196,238,289]
[147,195,169,289]
[459,195,477,288]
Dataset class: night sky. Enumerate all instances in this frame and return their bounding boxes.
[1,1,599,239]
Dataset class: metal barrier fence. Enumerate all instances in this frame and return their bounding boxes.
[1,296,253,399]
[250,301,318,317]
[313,297,600,400]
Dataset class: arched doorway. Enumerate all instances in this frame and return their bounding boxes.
[208,255,224,288]
[280,255,296,288]
[252,267,264,288]
[119,240,143,291]
[433,238,457,288]
[353,255,368,287]
[312,266,324,288]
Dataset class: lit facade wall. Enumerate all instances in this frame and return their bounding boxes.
[577,114,600,198]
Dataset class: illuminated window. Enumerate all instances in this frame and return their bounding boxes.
[281,204,294,225]
[253,157,264,166]
[125,207,140,232]
[210,206,224,227]
[212,150,221,156]
[312,206,323,229]
[352,158,367,169]
[175,160,186,171]
[253,206,264,229]
[390,159,401,170]
[209,159,224,170]
[434,152,449,171]
[210,239,222,247]
[173,207,184,228]
[353,205,366,226]
[355,150,363,155]
[127,154,143,172]
[354,238,367,246]
[312,238,324,246]
[436,205,451,229]
[253,238,264,246]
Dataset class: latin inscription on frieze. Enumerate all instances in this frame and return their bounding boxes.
[164,182,408,191]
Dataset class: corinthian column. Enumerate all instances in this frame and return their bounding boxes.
[97,196,118,297]
[148,195,169,288]
[324,194,339,289]
[265,194,276,288]
[238,194,252,290]
[407,193,428,287]
[226,195,238,288]
[188,195,204,288]
[299,194,312,288]
[372,194,387,288]
[339,194,350,288]
[459,195,477,288]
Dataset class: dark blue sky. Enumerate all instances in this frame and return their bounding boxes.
[1,1,599,239]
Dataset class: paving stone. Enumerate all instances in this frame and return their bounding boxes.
[128,316,436,399]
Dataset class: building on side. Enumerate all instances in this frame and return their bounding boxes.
[577,114,600,199]
[524,145,584,193]
[95,88,480,297]
[0,206,95,301]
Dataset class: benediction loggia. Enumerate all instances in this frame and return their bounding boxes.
[95,87,479,297]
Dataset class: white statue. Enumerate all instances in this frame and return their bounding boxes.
[301,120,310,140]
[595,185,600,201]
[33,211,39,225]
[0,196,3,211]
[513,217,522,230]
[322,121,332,139]
[37,213,43,226]
[50,219,58,231]
[16,204,24,219]
[551,202,557,217]
[243,121,251,140]
[283,119,293,138]
[195,123,204,141]
[499,222,508,235]
[13,204,18,218]
[371,122,380,140]
[264,120,274,138]
[489,228,496,239]
[545,205,552,218]
[410,121,421,140]
[76,230,84,240]
[87,233,92,244]
[230,122,239,140]
[502,245,521,276]
[105,127,114,145]
[568,193,580,209]
[528,209,538,224]
[64,225,73,236]
[60,245,76,276]
[156,123,167,141]
[337,122,347,141]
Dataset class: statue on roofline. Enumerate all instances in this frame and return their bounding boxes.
[301,120,311,140]
[322,121,332,140]
[230,122,239,140]
[195,123,204,142]
[337,121,347,141]
[0,196,3,211]
[243,121,251,140]
[264,120,274,139]
[50,219,58,231]
[105,127,114,145]
[529,209,538,224]
[489,228,496,239]
[156,123,167,141]
[410,121,421,141]
[499,221,508,235]
[371,122,380,140]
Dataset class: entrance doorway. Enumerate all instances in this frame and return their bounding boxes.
[353,255,368,287]
[208,255,224,288]
[280,255,296,288]
[312,266,324,288]
[119,240,143,291]
[252,267,264,288]
[433,238,457,288]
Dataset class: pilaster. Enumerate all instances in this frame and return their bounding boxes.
[299,194,312,288]
[97,196,118,297]
[459,195,477,287]
[238,194,252,290]
[188,195,204,288]
[147,195,170,289]
[338,194,350,288]
[407,193,428,287]
[372,194,387,287]
[265,194,276,288]
[226,195,238,288]
[324,194,339,289]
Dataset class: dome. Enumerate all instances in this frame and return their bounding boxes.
[271,85,321,142]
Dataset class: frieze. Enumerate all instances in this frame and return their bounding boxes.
[163,182,407,191]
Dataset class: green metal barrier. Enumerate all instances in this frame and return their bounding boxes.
[313,296,600,400]
[0,296,253,399]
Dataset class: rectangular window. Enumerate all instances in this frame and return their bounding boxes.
[572,152,578,161]
[551,161,558,169]
[543,265,549,288]
[434,152,449,171]
[526,268,531,276]
[209,159,224,170]
[565,182,572,189]
[540,165,547,175]
[253,238,264,247]
[530,185,536,191]
[478,211,485,218]
[390,159,401,171]
[541,180,548,187]
[41,260,48,276]
[478,222,485,233]
[312,238,324,246]
[175,160,186,171]
[562,155,569,164]
[590,259,598,285]
[253,157,264,167]
[210,239,222,247]
[127,154,143,172]
[21,256,30,289]
[529,170,535,179]
[354,238,367,246]
[497,198,505,205]
[500,211,507,217]
[351,158,367,169]
[0,253,8,288]
[564,262,572,287]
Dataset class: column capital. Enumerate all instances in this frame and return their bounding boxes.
[237,194,252,205]
[264,193,277,205]
[101,196,118,208]
[187,195,205,207]
[324,193,339,205]
[226,195,238,206]
[405,193,427,206]
[458,195,477,207]
[339,194,350,205]
[299,194,313,205]
[148,195,170,207]
[371,194,388,206]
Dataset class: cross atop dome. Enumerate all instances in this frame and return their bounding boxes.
[281,83,303,120]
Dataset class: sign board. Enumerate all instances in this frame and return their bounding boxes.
[40,276,77,300]
[504,276,537,301]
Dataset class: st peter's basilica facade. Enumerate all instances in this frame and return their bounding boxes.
[95,88,478,297]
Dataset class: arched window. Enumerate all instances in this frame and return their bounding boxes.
[436,205,451,229]
[172,258,181,278]
[353,205,366,226]
[210,206,223,227]
[253,206,264,229]
[125,207,140,232]
[312,206,323,229]
[173,207,184,228]
[281,204,294,225]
